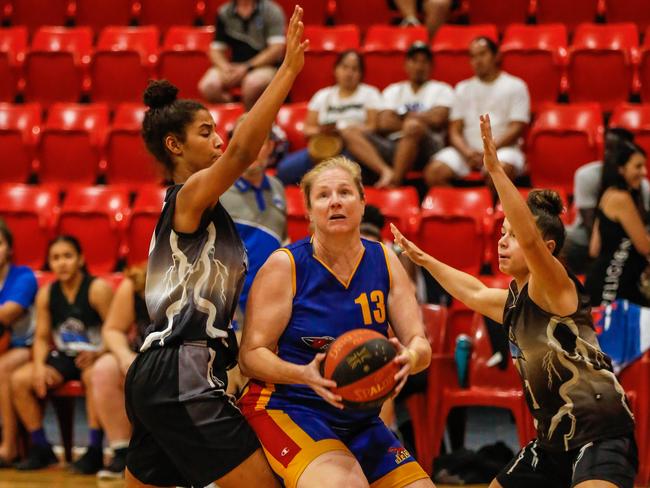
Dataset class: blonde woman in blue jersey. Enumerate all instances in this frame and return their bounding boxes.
[238,156,434,488]
[392,115,637,488]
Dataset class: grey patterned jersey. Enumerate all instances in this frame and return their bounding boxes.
[140,185,247,352]
[504,275,635,452]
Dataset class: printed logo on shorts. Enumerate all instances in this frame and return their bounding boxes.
[301,336,335,351]
[388,447,411,464]
[280,447,290,457]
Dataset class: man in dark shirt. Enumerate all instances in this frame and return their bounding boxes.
[198,0,286,109]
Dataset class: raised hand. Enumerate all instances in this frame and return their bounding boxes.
[390,223,429,267]
[282,5,309,75]
[480,113,500,173]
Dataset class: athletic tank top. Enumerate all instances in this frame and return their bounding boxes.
[585,208,649,306]
[49,274,102,355]
[141,185,247,352]
[246,237,392,424]
[504,274,635,451]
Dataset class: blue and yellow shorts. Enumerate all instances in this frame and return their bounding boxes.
[240,385,428,488]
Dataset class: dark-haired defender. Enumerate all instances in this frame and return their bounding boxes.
[392,115,637,488]
[123,6,308,488]
[11,236,113,473]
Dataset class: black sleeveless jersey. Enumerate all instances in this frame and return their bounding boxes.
[49,274,102,355]
[503,274,635,451]
[130,292,150,352]
[140,185,247,351]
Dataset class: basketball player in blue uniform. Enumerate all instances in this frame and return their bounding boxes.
[392,115,638,488]
[238,157,434,488]
[123,7,307,487]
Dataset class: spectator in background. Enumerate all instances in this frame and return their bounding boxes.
[585,140,650,307]
[11,236,113,473]
[388,0,457,39]
[370,42,453,187]
[0,220,37,467]
[91,264,149,480]
[276,50,394,187]
[425,37,530,187]
[221,115,287,396]
[198,0,286,109]
[564,128,650,275]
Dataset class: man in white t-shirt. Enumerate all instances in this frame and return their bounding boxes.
[424,37,530,187]
[369,42,453,186]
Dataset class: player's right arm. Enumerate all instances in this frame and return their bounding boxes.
[175,7,308,231]
[239,250,343,409]
[391,224,508,323]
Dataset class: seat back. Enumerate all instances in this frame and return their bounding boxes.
[0,27,27,101]
[467,0,530,32]
[610,103,650,168]
[126,185,166,265]
[364,187,420,240]
[137,0,199,33]
[0,102,41,182]
[10,0,71,34]
[285,185,309,242]
[75,0,134,31]
[535,0,601,32]
[421,303,448,355]
[206,103,245,147]
[333,0,395,32]
[605,0,650,33]
[276,102,307,151]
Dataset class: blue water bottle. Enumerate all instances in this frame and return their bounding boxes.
[454,334,473,388]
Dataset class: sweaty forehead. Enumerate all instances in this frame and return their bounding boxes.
[314,168,355,187]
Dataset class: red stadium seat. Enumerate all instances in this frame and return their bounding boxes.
[50,380,84,463]
[636,29,650,104]
[91,26,159,106]
[567,23,638,112]
[610,104,650,167]
[104,103,163,187]
[285,185,309,242]
[276,102,307,151]
[0,27,27,102]
[363,186,420,240]
[333,0,396,32]
[466,0,531,33]
[136,0,200,33]
[527,103,604,192]
[363,26,428,90]
[500,24,568,111]
[292,25,360,103]
[418,187,492,275]
[427,313,534,462]
[535,0,603,32]
[57,186,130,274]
[24,27,93,107]
[605,0,650,33]
[431,24,499,87]
[74,0,135,31]
[159,26,214,100]
[0,184,58,269]
[37,103,109,184]
[275,0,331,24]
[0,103,41,183]
[206,103,244,147]
[125,185,166,265]
[7,0,72,34]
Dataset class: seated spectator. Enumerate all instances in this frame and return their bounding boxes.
[564,128,650,275]
[0,220,37,467]
[198,0,286,109]
[388,0,458,38]
[91,264,149,480]
[424,37,530,187]
[276,50,394,187]
[370,41,453,187]
[585,141,650,306]
[11,236,113,472]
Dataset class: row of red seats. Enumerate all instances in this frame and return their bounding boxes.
[3,22,650,111]
[4,0,650,35]
[4,100,648,191]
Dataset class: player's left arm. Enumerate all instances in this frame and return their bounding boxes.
[385,247,431,375]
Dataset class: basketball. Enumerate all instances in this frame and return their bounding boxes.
[321,329,399,409]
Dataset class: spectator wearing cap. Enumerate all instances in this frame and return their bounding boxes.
[424,36,530,187]
[198,0,286,109]
[370,41,453,187]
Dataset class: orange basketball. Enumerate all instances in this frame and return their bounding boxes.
[0,325,10,354]
[321,329,399,409]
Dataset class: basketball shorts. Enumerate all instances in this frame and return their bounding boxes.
[240,397,429,488]
[46,350,81,381]
[125,342,260,487]
[496,434,638,488]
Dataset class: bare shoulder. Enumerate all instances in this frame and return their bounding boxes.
[89,277,114,300]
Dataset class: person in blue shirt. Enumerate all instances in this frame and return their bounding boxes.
[238,157,433,488]
[0,219,37,467]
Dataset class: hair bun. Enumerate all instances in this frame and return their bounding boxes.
[527,189,564,217]
[143,80,178,109]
